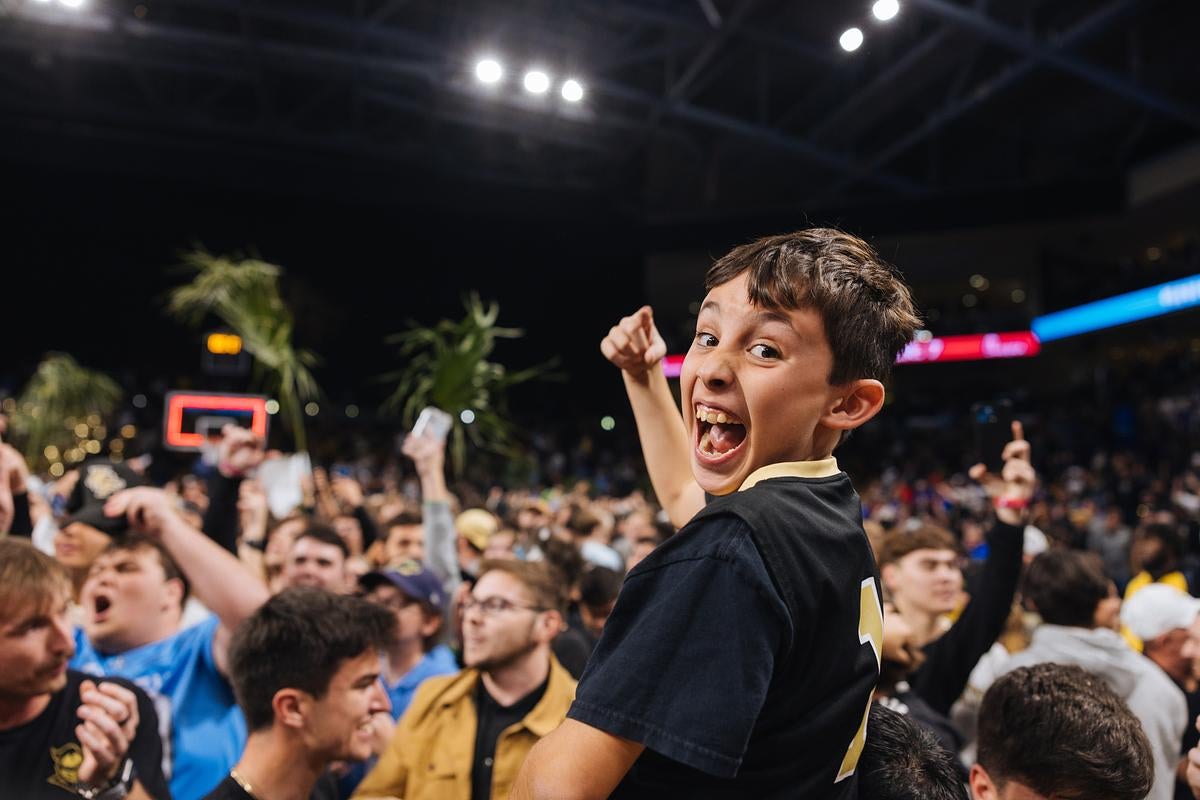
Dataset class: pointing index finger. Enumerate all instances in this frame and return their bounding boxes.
[1010,420,1025,442]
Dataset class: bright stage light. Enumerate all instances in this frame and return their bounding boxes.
[59,0,86,8]
[872,0,900,22]
[523,70,550,94]
[561,79,584,102]
[475,58,503,84]
[839,28,864,52]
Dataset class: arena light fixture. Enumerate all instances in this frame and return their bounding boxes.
[872,0,900,22]
[523,70,550,94]
[561,79,584,102]
[475,58,503,84]
[839,27,864,52]
[59,0,86,8]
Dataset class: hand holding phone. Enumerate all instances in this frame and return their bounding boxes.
[412,407,453,441]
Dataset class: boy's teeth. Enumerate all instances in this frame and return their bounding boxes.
[696,406,737,425]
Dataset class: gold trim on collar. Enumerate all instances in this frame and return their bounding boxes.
[739,458,840,491]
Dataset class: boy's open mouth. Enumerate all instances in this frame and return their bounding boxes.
[92,593,113,622]
[694,403,748,463]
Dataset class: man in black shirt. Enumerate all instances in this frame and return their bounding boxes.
[515,229,922,797]
[0,538,170,800]
[202,589,394,800]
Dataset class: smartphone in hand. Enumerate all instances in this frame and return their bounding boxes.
[412,407,453,441]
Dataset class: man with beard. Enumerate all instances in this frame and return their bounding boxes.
[0,538,170,800]
[352,560,575,800]
[202,589,394,800]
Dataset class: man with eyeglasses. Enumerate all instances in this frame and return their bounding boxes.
[352,560,576,800]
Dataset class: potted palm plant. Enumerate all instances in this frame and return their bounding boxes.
[381,293,556,474]
[9,353,122,472]
[167,250,322,452]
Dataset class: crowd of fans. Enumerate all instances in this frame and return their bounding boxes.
[3,227,1200,800]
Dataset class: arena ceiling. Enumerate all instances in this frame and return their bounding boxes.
[2,0,1198,222]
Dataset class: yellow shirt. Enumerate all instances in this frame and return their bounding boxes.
[353,656,576,800]
[1124,570,1189,601]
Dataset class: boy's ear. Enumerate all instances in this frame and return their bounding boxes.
[968,764,997,799]
[822,379,886,432]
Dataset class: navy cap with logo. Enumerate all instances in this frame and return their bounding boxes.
[62,459,148,537]
[360,561,446,613]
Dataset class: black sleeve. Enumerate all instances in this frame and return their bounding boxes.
[9,492,32,536]
[353,504,380,548]
[907,520,1024,715]
[201,473,242,554]
[567,517,786,778]
[122,680,173,800]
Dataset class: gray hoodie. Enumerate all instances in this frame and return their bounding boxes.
[1000,625,1187,800]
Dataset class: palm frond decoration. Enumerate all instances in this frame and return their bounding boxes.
[381,293,557,473]
[10,353,122,469]
[167,250,321,452]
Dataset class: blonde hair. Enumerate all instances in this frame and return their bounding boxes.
[0,538,71,619]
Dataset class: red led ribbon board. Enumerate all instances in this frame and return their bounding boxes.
[896,331,1041,365]
[164,392,269,450]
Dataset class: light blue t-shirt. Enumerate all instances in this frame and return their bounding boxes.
[72,614,247,800]
[384,644,460,720]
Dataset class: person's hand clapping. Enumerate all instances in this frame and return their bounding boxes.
[600,306,667,380]
[75,680,139,789]
[968,420,1035,526]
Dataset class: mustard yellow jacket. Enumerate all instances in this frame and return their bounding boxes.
[353,656,576,800]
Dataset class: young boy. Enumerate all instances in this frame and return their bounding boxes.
[514,229,921,798]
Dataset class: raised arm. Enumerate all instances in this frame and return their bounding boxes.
[402,433,458,595]
[104,486,269,673]
[600,306,704,527]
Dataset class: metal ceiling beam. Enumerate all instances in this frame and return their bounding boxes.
[1,5,925,195]
[810,0,1144,203]
[908,0,1200,130]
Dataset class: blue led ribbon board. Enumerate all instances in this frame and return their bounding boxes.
[1032,273,1200,343]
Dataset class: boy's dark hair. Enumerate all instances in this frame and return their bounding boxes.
[858,703,967,800]
[105,533,190,604]
[1023,550,1109,628]
[294,524,350,560]
[977,663,1153,800]
[705,229,921,385]
[384,509,424,530]
[580,566,623,607]
[478,559,569,618]
[875,525,959,568]
[228,588,396,731]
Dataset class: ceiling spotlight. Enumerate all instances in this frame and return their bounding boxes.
[523,70,550,94]
[872,0,900,22]
[59,0,86,7]
[475,58,503,84]
[839,27,864,52]
[561,79,584,102]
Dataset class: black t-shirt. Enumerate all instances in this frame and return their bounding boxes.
[470,676,549,800]
[202,771,339,800]
[0,669,172,799]
[569,470,880,799]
